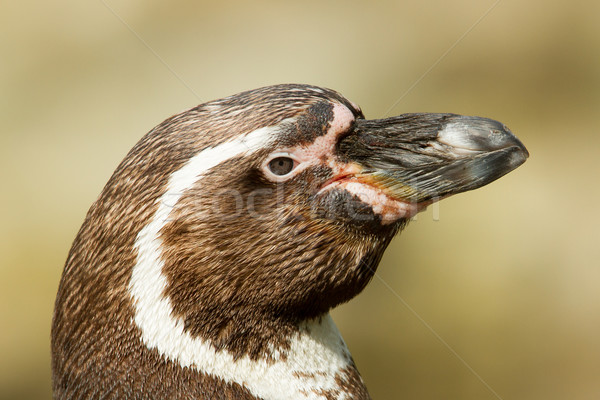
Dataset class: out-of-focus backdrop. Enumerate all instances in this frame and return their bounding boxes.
[2,1,599,399]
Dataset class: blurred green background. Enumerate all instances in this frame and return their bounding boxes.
[1,0,599,399]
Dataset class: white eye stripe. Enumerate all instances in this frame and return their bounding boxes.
[129,122,352,400]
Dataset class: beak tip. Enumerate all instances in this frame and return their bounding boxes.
[516,140,530,159]
[499,126,529,171]
[500,122,529,158]
[438,117,529,160]
[509,144,529,170]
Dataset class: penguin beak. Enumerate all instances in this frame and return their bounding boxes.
[337,114,529,204]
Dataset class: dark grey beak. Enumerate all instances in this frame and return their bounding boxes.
[338,113,529,203]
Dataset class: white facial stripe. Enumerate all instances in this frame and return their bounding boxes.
[129,122,353,399]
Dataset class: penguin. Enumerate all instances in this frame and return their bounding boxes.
[51,84,528,399]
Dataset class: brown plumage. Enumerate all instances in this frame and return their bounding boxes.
[52,84,527,399]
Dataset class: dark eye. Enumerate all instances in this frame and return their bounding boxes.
[268,157,295,176]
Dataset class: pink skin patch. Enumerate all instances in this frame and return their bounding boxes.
[261,103,357,181]
[263,103,429,224]
[322,179,430,224]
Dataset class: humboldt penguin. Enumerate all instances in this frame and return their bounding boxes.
[51,84,528,399]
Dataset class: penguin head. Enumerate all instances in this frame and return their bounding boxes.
[53,84,528,385]
[115,84,527,334]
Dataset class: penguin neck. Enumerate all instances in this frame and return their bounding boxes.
[132,288,367,399]
[129,224,371,398]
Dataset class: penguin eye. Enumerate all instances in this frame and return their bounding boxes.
[268,157,295,176]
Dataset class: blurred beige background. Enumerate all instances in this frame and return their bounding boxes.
[1,1,599,399]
